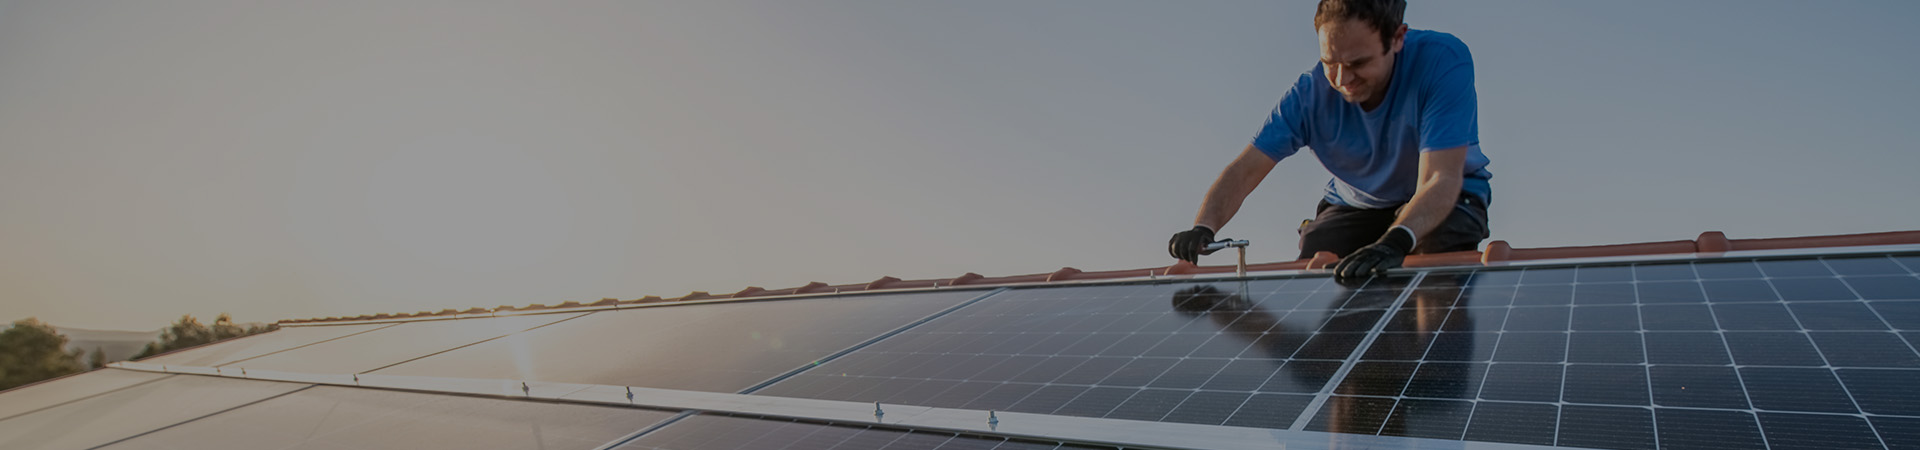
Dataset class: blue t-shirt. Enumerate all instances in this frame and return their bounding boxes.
[1252,29,1492,209]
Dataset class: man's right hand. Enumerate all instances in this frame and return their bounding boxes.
[1168,225,1219,264]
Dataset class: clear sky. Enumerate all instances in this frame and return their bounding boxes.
[3,1,1917,330]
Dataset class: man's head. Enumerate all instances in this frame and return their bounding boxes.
[1314,0,1408,108]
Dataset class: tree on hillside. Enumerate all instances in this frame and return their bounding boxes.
[0,318,85,391]
[133,313,278,360]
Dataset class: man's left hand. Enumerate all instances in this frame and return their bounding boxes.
[1335,226,1416,279]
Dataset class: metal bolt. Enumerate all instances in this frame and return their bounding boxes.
[1203,239,1252,276]
[626,387,635,403]
[522,381,531,396]
[873,402,884,418]
[1237,246,1247,277]
[988,410,999,426]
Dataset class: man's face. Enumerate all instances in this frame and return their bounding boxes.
[1317,19,1404,108]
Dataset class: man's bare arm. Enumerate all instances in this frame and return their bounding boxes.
[1194,144,1279,232]
[1331,146,1466,278]
[1390,146,1468,242]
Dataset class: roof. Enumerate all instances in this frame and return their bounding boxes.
[4,229,1918,450]
[279,229,1920,325]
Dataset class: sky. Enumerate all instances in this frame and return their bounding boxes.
[2,1,1917,331]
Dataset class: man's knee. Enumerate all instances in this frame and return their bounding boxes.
[1299,230,1368,260]
[1297,201,1400,259]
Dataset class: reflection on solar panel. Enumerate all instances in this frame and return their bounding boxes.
[757,275,1414,429]
[0,368,168,421]
[1324,256,1920,448]
[0,374,309,450]
[10,251,1919,450]
[137,322,395,367]
[615,414,1114,450]
[225,312,588,374]
[370,290,985,392]
[99,385,677,450]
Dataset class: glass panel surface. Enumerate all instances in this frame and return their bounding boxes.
[99,385,675,450]
[0,375,309,450]
[226,313,587,374]
[1317,255,1920,449]
[373,291,986,392]
[756,275,1415,430]
[138,323,395,367]
[616,414,1111,450]
[0,369,169,421]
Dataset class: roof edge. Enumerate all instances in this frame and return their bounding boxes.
[277,229,1920,325]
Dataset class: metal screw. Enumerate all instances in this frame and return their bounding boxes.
[873,402,884,418]
[988,410,999,426]
[353,374,360,385]
[626,387,635,403]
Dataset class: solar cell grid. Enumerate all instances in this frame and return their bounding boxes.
[757,275,1414,429]
[1310,255,1920,449]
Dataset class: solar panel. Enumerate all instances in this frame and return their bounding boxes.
[224,312,588,374]
[1314,254,1920,448]
[17,252,1916,450]
[369,290,985,392]
[613,414,1115,450]
[754,275,1415,429]
[0,369,168,421]
[96,385,676,450]
[137,322,395,367]
[0,375,309,450]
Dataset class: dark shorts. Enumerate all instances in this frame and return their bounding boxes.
[1296,195,1491,260]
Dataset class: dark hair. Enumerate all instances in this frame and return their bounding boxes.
[1315,0,1407,50]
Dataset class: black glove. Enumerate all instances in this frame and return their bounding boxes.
[1167,225,1218,263]
[1335,226,1415,279]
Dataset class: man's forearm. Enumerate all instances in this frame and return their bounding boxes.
[1194,145,1277,231]
[1390,174,1463,242]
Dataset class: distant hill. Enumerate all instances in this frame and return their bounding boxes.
[55,327,162,365]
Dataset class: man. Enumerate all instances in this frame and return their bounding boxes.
[1167,0,1492,279]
